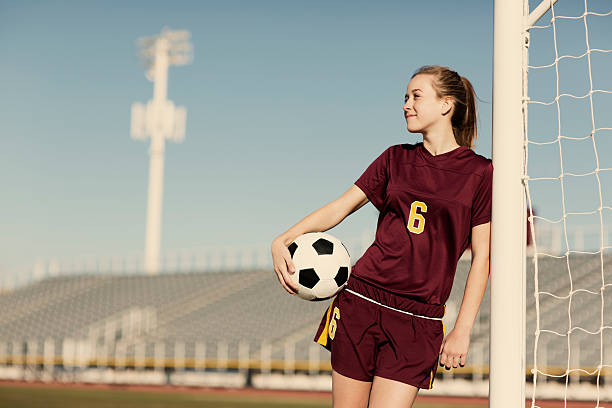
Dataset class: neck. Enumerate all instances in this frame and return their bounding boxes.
[421,127,459,156]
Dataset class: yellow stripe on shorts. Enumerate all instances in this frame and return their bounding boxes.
[428,367,434,389]
[442,304,446,335]
[316,295,337,347]
[430,305,447,389]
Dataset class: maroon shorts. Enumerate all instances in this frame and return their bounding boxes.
[313,275,446,389]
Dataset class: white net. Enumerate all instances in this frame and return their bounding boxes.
[524,0,612,404]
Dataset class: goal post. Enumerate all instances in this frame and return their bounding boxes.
[490,0,528,405]
[492,0,611,405]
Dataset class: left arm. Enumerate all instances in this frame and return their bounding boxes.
[439,221,491,370]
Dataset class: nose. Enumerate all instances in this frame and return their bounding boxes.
[403,99,412,112]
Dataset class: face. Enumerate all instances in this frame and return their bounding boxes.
[403,74,452,133]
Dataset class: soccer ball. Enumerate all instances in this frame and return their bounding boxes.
[287,232,351,301]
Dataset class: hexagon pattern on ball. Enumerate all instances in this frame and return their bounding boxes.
[287,232,351,301]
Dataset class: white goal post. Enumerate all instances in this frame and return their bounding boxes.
[491,0,529,405]
[492,0,612,406]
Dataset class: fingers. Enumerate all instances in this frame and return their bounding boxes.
[282,262,299,292]
[286,257,296,275]
[274,260,299,294]
[439,351,466,370]
[271,241,298,295]
[281,252,299,293]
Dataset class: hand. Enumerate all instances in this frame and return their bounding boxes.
[439,327,470,370]
[271,237,299,295]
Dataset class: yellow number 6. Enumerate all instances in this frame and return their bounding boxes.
[407,200,427,234]
[329,307,340,340]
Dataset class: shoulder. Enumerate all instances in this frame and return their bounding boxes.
[462,148,493,178]
[377,143,421,167]
[371,143,412,160]
[386,142,419,156]
[396,142,419,151]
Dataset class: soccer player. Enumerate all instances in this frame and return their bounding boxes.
[271,65,492,407]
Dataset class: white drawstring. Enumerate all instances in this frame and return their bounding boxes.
[344,288,444,321]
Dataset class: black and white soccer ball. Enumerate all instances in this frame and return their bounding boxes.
[287,232,351,301]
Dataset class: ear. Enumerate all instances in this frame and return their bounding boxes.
[441,96,453,116]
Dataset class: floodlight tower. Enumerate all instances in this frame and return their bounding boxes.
[131,26,193,275]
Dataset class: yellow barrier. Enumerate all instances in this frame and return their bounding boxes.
[1,354,611,379]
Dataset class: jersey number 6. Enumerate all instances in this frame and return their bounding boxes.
[329,307,340,340]
[407,200,427,234]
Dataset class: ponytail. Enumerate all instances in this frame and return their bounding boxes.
[411,66,478,150]
[456,76,477,150]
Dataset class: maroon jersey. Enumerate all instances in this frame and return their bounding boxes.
[352,142,493,305]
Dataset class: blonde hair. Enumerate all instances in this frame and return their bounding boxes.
[411,65,478,150]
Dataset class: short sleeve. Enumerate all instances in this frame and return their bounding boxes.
[471,160,493,228]
[354,146,392,212]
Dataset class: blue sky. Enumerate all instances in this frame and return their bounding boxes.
[1,1,610,280]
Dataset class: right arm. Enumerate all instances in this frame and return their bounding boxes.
[271,184,369,294]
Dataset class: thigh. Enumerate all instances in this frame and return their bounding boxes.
[332,369,372,408]
[368,375,418,408]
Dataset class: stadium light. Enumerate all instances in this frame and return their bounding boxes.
[131,26,193,275]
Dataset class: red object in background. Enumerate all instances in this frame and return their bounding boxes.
[526,207,536,247]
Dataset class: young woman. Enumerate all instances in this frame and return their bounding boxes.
[271,65,492,407]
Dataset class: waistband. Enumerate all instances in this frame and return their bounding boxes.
[345,275,446,319]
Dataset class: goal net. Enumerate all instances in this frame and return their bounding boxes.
[523,0,612,404]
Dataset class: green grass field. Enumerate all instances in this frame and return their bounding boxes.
[0,384,487,408]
